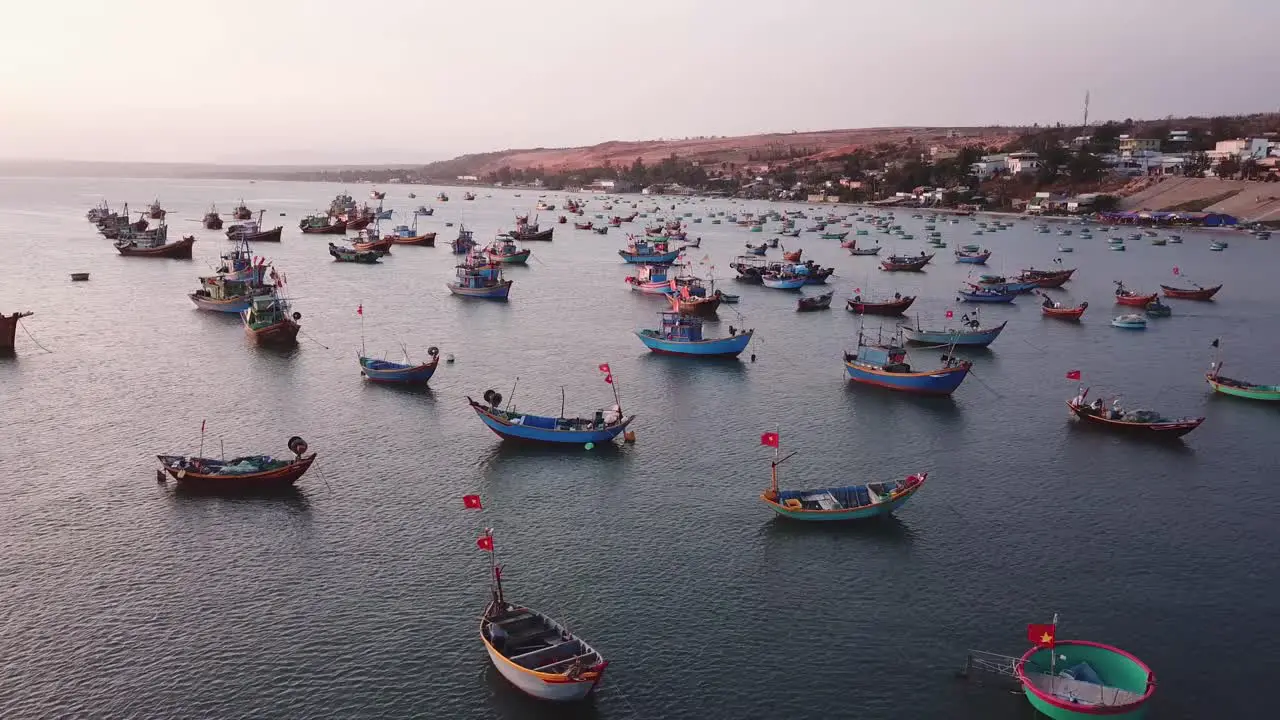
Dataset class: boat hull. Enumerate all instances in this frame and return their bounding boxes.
[487,250,531,264]
[902,321,1006,347]
[1206,373,1280,401]
[393,233,437,246]
[844,361,970,395]
[847,297,915,316]
[762,277,806,290]
[1067,400,1202,438]
[1017,641,1154,720]
[635,329,753,357]
[243,319,300,346]
[762,474,926,521]
[958,291,1016,303]
[469,402,633,445]
[448,281,513,299]
[955,252,991,264]
[1115,294,1157,307]
[619,250,681,264]
[189,294,253,313]
[158,454,315,490]
[115,236,195,259]
[1160,284,1221,300]
[1042,305,1086,320]
[228,227,283,242]
[360,357,439,384]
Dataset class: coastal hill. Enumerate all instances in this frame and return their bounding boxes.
[421,126,1024,177]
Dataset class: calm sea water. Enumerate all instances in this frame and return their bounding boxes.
[1,177,1277,719]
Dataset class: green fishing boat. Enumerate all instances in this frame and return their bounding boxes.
[1017,640,1155,719]
[1207,360,1280,401]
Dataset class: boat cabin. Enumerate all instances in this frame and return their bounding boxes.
[846,341,910,372]
[658,312,705,341]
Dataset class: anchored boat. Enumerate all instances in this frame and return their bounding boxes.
[635,312,752,357]
[157,436,315,492]
[844,329,971,395]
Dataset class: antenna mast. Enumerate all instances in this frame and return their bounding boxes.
[1081,90,1090,133]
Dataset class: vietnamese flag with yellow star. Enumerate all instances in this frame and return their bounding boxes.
[1027,623,1056,648]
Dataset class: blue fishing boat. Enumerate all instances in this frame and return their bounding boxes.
[635,312,753,357]
[448,259,512,299]
[843,330,972,395]
[958,286,1017,303]
[744,243,767,256]
[624,263,680,294]
[618,237,681,264]
[466,381,634,446]
[761,271,806,290]
[452,225,477,254]
[954,249,991,264]
[360,347,441,384]
[901,313,1007,347]
[759,431,927,521]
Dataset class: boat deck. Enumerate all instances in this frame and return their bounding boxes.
[1024,672,1145,707]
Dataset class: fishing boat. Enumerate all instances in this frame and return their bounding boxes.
[635,312,753,357]
[448,259,512,299]
[846,294,915,316]
[954,249,991,264]
[1151,237,1167,246]
[115,226,196,259]
[843,329,972,395]
[463,191,476,201]
[414,205,434,216]
[147,198,166,219]
[900,314,1007,347]
[880,253,933,272]
[437,192,449,202]
[1206,360,1280,402]
[467,380,633,445]
[511,218,554,241]
[1,311,34,355]
[574,221,593,230]
[1145,299,1172,317]
[241,291,301,346]
[618,237,680,264]
[958,286,1016,303]
[478,530,609,702]
[189,254,273,312]
[797,291,834,311]
[232,199,253,220]
[719,293,740,304]
[1017,637,1156,720]
[624,264,682,294]
[328,243,382,263]
[593,226,609,235]
[1058,245,1075,252]
[666,284,722,316]
[1209,241,1226,251]
[300,215,346,234]
[157,436,315,492]
[370,189,386,200]
[849,246,882,256]
[1109,243,1127,251]
[1040,295,1087,320]
[202,205,224,230]
[226,210,284,243]
[1020,268,1075,289]
[484,237,531,264]
[1067,391,1203,438]
[1114,282,1157,306]
[1110,314,1147,329]
[86,201,114,223]
[761,271,806,290]
[820,231,849,240]
[744,243,767,256]
[1160,283,1222,300]
[781,248,803,262]
[360,346,441,384]
[758,431,926,521]
[388,216,436,246]
[452,225,478,254]
[1168,234,1182,243]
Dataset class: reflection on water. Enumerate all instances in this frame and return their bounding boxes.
[761,512,917,546]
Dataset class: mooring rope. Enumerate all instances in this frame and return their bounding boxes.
[17,318,52,353]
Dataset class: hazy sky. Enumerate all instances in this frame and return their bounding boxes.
[3,0,1277,164]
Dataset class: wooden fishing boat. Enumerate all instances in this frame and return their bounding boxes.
[666,283,721,316]
[619,238,680,264]
[448,260,512,299]
[388,217,436,246]
[1160,283,1222,300]
[1114,282,1157,306]
[484,237,531,264]
[478,531,609,701]
[1209,241,1226,251]
[370,189,387,200]
[1040,296,1087,320]
[820,231,849,240]
[880,253,933,272]
[1111,314,1147,329]
[414,205,434,216]
[241,292,301,346]
[846,294,915,316]
[147,198,166,219]
[71,273,90,281]
[437,192,449,202]
[329,243,382,263]
[1020,267,1075,288]
[225,211,283,242]
[115,229,196,259]
[451,225,478,254]
[360,347,440,384]
[1067,393,1203,438]
[351,232,393,253]
[782,248,803,262]
[624,264,681,294]
[635,312,752,357]
[232,199,253,220]
[1145,299,1172,317]
[593,226,609,235]
[844,330,971,395]
[1017,639,1156,720]
[511,220,554,241]
[190,270,273,313]
[202,205,224,230]
[958,286,1016,303]
[1206,362,1280,402]
[1,311,33,355]
[760,432,926,521]
[157,437,315,492]
[744,243,767,256]
[573,221,593,230]
[467,385,633,445]
[761,271,806,290]
[464,192,476,201]
[954,249,991,264]
[849,246,882,256]
[797,291,834,311]
[901,315,1007,347]
[300,215,346,234]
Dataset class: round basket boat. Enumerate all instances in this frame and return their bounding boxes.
[1016,640,1155,719]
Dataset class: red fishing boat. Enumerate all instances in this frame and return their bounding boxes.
[880,253,932,272]
[574,221,594,230]
[157,436,315,492]
[1067,391,1203,439]
[232,199,253,220]
[667,286,722,317]
[300,216,346,234]
[241,292,301,346]
[1040,297,1088,320]
[782,248,803,262]
[345,216,373,231]
[1020,267,1076,288]
[352,234,393,253]
[1114,282,1157,306]
[115,228,196,258]
[1,311,33,355]
[846,294,916,316]
[1160,283,1222,300]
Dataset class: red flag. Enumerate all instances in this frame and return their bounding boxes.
[598,363,611,374]
[760,431,779,447]
[945,310,954,319]
[1173,266,1180,276]
[1065,370,1082,380]
[1027,623,1056,648]
[200,419,206,433]
[462,494,482,509]
[604,374,613,384]
[356,304,363,316]
[854,287,861,293]
[476,535,494,552]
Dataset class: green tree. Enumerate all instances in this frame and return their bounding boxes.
[1215,156,1241,178]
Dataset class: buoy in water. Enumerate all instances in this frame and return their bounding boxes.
[750,353,756,362]
[584,442,595,450]
[446,354,455,364]
[623,431,636,443]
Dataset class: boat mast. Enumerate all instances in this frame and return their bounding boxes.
[487,528,505,606]
[770,425,780,496]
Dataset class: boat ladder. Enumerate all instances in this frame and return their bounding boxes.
[956,649,1023,685]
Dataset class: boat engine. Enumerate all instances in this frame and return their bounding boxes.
[287,436,308,458]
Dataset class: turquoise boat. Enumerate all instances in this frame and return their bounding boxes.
[843,330,971,395]
[1206,360,1280,401]
[618,238,681,264]
[359,349,440,385]
[1017,640,1155,719]
[759,434,927,521]
[636,312,753,357]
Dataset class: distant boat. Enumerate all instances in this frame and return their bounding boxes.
[1111,314,1147,329]
[226,210,283,242]
[329,243,382,263]
[232,199,253,220]
[115,225,195,259]
[1207,357,1280,402]
[635,312,752,357]
[958,286,1016,303]
[900,314,1007,347]
[619,238,680,264]
[202,204,224,230]
[157,436,315,492]
[759,431,926,521]
[797,291,834,311]
[1161,283,1221,300]
[448,258,512,299]
[846,294,915,316]
[880,253,933,272]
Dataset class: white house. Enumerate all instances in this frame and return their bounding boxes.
[1210,138,1272,163]
[1006,152,1041,175]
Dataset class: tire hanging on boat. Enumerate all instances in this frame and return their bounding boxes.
[288,436,308,457]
